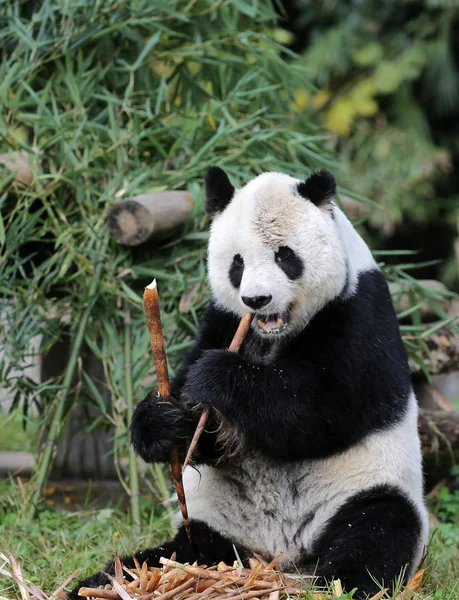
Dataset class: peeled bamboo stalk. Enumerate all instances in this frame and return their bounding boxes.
[143,280,192,543]
[158,557,223,581]
[138,578,195,600]
[79,589,119,599]
[182,312,254,470]
[228,313,256,354]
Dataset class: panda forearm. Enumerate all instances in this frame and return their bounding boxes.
[219,359,321,458]
[182,349,327,458]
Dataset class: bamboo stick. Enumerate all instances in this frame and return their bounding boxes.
[228,313,255,354]
[182,312,254,470]
[78,588,119,599]
[213,586,284,600]
[103,573,133,600]
[143,280,192,543]
[137,578,195,600]
[158,558,222,581]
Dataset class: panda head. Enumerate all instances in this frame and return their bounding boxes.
[205,167,348,338]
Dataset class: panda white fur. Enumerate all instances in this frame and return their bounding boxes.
[73,168,429,600]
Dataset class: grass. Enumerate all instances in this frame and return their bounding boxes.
[0,0,338,520]
[0,1,458,598]
[0,479,171,597]
[0,474,458,600]
[0,0,456,519]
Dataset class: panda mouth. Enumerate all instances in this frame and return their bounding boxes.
[256,312,288,334]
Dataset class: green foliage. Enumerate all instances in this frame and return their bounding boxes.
[0,479,171,594]
[0,0,456,514]
[0,0,335,510]
[0,475,458,598]
[289,0,459,264]
[425,467,459,599]
[341,123,450,235]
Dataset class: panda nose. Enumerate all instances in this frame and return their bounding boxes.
[241,295,272,310]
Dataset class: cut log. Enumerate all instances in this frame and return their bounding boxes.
[419,408,459,488]
[418,408,459,454]
[408,323,459,376]
[107,191,193,246]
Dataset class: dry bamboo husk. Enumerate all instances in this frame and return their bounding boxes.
[74,556,425,600]
[1,550,424,600]
[182,312,254,470]
[143,280,191,543]
[74,553,425,600]
[76,553,323,600]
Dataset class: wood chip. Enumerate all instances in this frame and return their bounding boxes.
[368,590,388,600]
[115,555,124,586]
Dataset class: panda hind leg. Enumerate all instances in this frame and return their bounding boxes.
[310,485,424,600]
[69,520,250,599]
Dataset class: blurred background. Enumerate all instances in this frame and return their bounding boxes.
[0,1,458,598]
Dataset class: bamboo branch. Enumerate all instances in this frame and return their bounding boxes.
[124,306,141,529]
[182,312,254,470]
[143,280,192,544]
[228,313,255,353]
[27,234,108,521]
[79,588,119,599]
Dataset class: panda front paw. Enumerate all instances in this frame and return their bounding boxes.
[182,349,241,413]
[130,392,183,463]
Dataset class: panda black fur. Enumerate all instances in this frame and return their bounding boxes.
[72,168,428,599]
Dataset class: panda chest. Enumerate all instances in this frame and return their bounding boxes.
[240,335,281,366]
[184,455,327,564]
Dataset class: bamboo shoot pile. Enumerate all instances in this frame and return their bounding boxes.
[77,553,319,600]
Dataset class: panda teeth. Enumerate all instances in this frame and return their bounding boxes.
[257,313,286,332]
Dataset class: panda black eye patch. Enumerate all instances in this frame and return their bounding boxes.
[275,246,304,280]
[229,253,244,288]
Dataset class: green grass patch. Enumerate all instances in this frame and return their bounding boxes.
[0,476,458,600]
[0,410,39,452]
[0,479,172,597]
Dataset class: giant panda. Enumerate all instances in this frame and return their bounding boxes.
[72,168,429,599]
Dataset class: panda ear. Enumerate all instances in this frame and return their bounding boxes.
[297,169,336,208]
[204,167,235,216]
